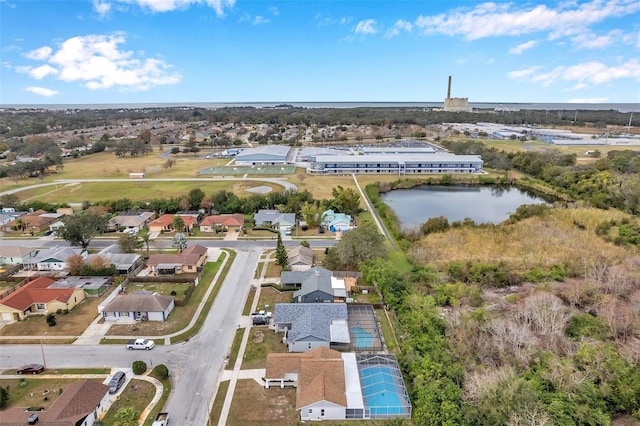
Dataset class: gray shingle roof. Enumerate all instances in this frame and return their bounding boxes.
[281,266,332,285]
[103,294,173,312]
[274,303,347,343]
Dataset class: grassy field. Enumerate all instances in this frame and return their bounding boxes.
[124,282,192,297]
[99,379,155,425]
[226,380,298,425]
[241,328,288,370]
[0,378,103,410]
[0,293,107,337]
[412,207,634,275]
[209,380,230,424]
[225,329,244,370]
[256,286,293,311]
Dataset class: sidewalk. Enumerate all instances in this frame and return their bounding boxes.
[216,251,271,426]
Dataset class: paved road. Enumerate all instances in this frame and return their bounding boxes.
[0,244,264,426]
[165,247,261,425]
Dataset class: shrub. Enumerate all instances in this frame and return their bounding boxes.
[566,314,608,339]
[170,290,177,296]
[46,313,56,327]
[132,360,147,375]
[153,364,169,380]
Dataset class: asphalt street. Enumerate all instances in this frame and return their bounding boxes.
[0,243,266,426]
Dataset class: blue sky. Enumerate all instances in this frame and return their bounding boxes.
[1,0,639,104]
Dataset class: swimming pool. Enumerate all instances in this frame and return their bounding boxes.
[360,365,408,416]
[351,326,373,348]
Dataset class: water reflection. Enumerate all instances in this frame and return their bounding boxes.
[380,185,546,229]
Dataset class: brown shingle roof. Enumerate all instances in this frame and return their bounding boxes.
[265,347,346,410]
[0,379,108,426]
[287,246,313,267]
[0,246,37,258]
[199,214,244,227]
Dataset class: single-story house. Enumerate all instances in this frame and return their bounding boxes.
[199,213,244,232]
[22,247,87,271]
[0,246,38,265]
[0,276,86,321]
[146,244,208,275]
[1,209,58,233]
[254,210,296,231]
[147,214,197,233]
[274,303,349,352]
[102,293,174,321]
[88,246,143,275]
[264,347,353,422]
[48,276,112,297]
[321,210,352,232]
[294,269,347,303]
[107,211,155,232]
[287,246,314,271]
[0,379,109,426]
[281,266,332,287]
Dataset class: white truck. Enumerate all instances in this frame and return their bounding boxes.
[126,338,155,350]
[152,412,169,426]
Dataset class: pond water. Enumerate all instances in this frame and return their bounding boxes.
[380,185,546,229]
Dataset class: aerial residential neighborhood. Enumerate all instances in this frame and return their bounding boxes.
[1,99,640,426]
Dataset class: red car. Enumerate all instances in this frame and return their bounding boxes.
[16,364,45,374]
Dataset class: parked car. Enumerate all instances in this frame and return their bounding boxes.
[43,230,54,236]
[108,371,127,394]
[252,316,269,326]
[17,364,45,374]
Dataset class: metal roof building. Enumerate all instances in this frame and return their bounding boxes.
[234,145,291,165]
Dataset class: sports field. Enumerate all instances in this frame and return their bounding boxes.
[198,165,296,175]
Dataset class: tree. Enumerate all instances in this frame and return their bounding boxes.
[66,254,85,275]
[187,188,205,210]
[132,360,147,375]
[0,193,20,208]
[323,222,386,270]
[118,233,142,253]
[0,386,9,409]
[172,215,185,232]
[46,313,56,326]
[59,212,108,248]
[275,232,288,269]
[138,228,151,257]
[300,201,324,228]
[172,233,187,253]
[331,185,361,216]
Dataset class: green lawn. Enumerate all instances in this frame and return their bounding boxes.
[241,328,288,370]
[100,379,155,425]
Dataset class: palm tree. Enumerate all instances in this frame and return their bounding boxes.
[138,228,151,257]
[114,407,139,426]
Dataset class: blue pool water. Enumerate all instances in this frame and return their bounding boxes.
[360,366,406,415]
[351,326,373,348]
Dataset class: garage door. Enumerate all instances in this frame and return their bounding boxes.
[1,312,15,321]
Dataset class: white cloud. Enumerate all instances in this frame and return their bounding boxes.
[98,0,235,16]
[385,20,413,38]
[571,29,622,49]
[252,15,269,25]
[19,64,59,80]
[24,46,52,61]
[268,5,279,16]
[567,97,610,103]
[509,40,538,54]
[19,34,181,91]
[508,66,542,79]
[25,86,59,97]
[93,0,111,16]
[414,0,640,41]
[354,19,377,35]
[509,59,640,88]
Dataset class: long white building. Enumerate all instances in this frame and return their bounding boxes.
[308,153,483,175]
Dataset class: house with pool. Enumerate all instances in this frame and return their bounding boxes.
[264,347,411,421]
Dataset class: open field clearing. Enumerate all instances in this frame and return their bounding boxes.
[411,207,634,275]
[13,180,281,204]
[0,378,99,411]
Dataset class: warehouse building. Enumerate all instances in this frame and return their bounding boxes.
[234,145,291,165]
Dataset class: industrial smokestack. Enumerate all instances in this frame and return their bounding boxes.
[447,76,452,99]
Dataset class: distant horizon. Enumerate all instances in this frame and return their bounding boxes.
[2,100,639,113]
